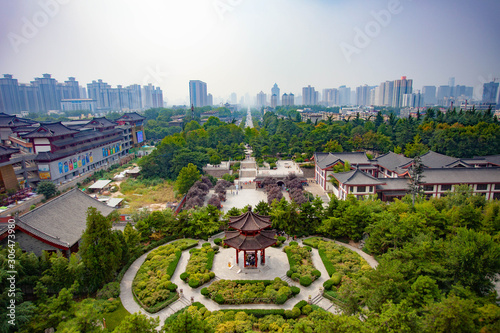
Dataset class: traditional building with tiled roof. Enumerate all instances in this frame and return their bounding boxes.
[0,188,115,255]
[224,207,276,268]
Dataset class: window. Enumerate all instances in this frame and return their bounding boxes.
[369,186,373,192]
[424,185,434,192]
[441,184,452,191]
[357,186,366,193]
[495,184,500,190]
[494,193,500,200]
[387,171,392,176]
[476,184,488,191]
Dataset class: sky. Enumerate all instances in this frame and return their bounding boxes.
[1,0,499,105]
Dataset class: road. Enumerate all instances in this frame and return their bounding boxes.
[245,108,253,128]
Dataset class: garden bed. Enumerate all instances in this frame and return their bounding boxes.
[180,242,217,288]
[284,241,321,286]
[303,237,372,291]
[201,278,300,305]
[132,239,198,312]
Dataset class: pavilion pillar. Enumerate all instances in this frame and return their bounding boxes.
[236,249,239,264]
[255,250,257,267]
[244,251,247,267]
[262,248,265,265]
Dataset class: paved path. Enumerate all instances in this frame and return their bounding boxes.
[119,236,378,325]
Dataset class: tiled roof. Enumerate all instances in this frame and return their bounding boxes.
[421,167,500,184]
[224,229,276,250]
[376,178,410,191]
[228,208,272,231]
[374,152,412,173]
[314,152,370,169]
[0,115,37,128]
[418,151,460,168]
[83,117,117,128]
[17,188,115,247]
[116,112,145,122]
[22,122,79,138]
[0,145,20,157]
[332,169,385,186]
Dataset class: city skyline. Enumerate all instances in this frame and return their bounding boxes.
[1,0,499,105]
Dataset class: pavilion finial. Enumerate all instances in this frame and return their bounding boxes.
[247,206,252,211]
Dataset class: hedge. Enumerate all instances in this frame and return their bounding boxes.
[319,248,336,277]
[183,244,217,288]
[284,243,320,287]
[218,309,286,318]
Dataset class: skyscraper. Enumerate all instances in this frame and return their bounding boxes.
[322,88,338,106]
[270,94,278,108]
[256,91,267,107]
[189,80,208,107]
[437,85,452,106]
[302,85,317,105]
[482,81,499,104]
[271,83,280,106]
[338,86,351,105]
[207,93,213,106]
[422,86,437,105]
[282,93,295,106]
[230,92,237,104]
[33,74,60,112]
[356,85,371,106]
[87,79,112,111]
[0,74,21,114]
[392,76,413,108]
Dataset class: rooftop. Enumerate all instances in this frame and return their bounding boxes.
[228,207,272,232]
[332,169,385,186]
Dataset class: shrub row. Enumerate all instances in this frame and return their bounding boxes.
[203,278,298,305]
[284,243,321,286]
[132,239,198,309]
[181,243,217,288]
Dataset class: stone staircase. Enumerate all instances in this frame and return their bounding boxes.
[280,274,295,285]
[311,293,323,305]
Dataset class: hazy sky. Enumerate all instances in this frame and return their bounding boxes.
[1,0,499,105]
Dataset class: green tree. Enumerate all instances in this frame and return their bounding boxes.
[113,313,159,333]
[209,154,221,165]
[79,208,123,291]
[422,295,478,333]
[162,308,213,333]
[175,163,201,195]
[36,181,57,199]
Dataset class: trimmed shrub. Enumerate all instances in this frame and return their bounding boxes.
[289,241,298,246]
[180,272,189,281]
[275,293,288,305]
[202,242,211,248]
[277,236,286,242]
[285,307,301,319]
[301,304,313,315]
[167,283,177,292]
[286,270,293,278]
[214,238,222,245]
[291,286,300,295]
[212,245,219,252]
[323,279,334,290]
[209,272,215,279]
[201,287,210,297]
[331,274,342,286]
[189,278,201,288]
[214,293,224,304]
[291,273,300,280]
[299,276,313,287]
[312,269,321,278]
[294,300,308,309]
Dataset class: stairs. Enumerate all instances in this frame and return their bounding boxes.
[280,275,295,285]
[311,293,323,305]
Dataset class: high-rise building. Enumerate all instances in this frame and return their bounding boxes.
[207,93,213,106]
[381,81,394,106]
[230,92,237,104]
[322,88,338,106]
[127,84,142,110]
[87,79,112,111]
[402,90,424,108]
[302,85,317,105]
[270,94,278,108]
[256,91,267,107]
[142,84,155,109]
[189,80,208,107]
[422,86,437,105]
[282,93,294,106]
[153,87,163,108]
[19,83,40,113]
[338,86,351,105]
[33,74,60,112]
[437,85,452,106]
[63,77,80,99]
[448,77,455,97]
[356,85,371,106]
[392,76,413,108]
[0,74,21,114]
[271,84,280,106]
[482,81,499,104]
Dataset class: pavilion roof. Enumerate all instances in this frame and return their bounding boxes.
[224,230,276,250]
[228,207,272,232]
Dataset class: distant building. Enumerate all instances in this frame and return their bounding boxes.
[0,74,21,114]
[437,85,452,106]
[422,86,437,105]
[392,76,413,108]
[402,91,424,108]
[322,88,338,106]
[356,85,371,106]
[271,84,280,106]
[230,92,237,104]
[256,91,267,107]
[189,80,208,107]
[302,85,318,105]
[338,86,351,105]
[482,81,499,104]
[282,93,294,106]
[270,94,278,108]
[61,99,96,112]
[207,93,213,106]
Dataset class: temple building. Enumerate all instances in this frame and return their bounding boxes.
[224,207,276,268]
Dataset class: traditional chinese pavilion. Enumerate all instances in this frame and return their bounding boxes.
[224,207,276,268]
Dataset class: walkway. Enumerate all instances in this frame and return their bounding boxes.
[119,235,378,324]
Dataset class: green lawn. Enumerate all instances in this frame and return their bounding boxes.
[103,298,130,331]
